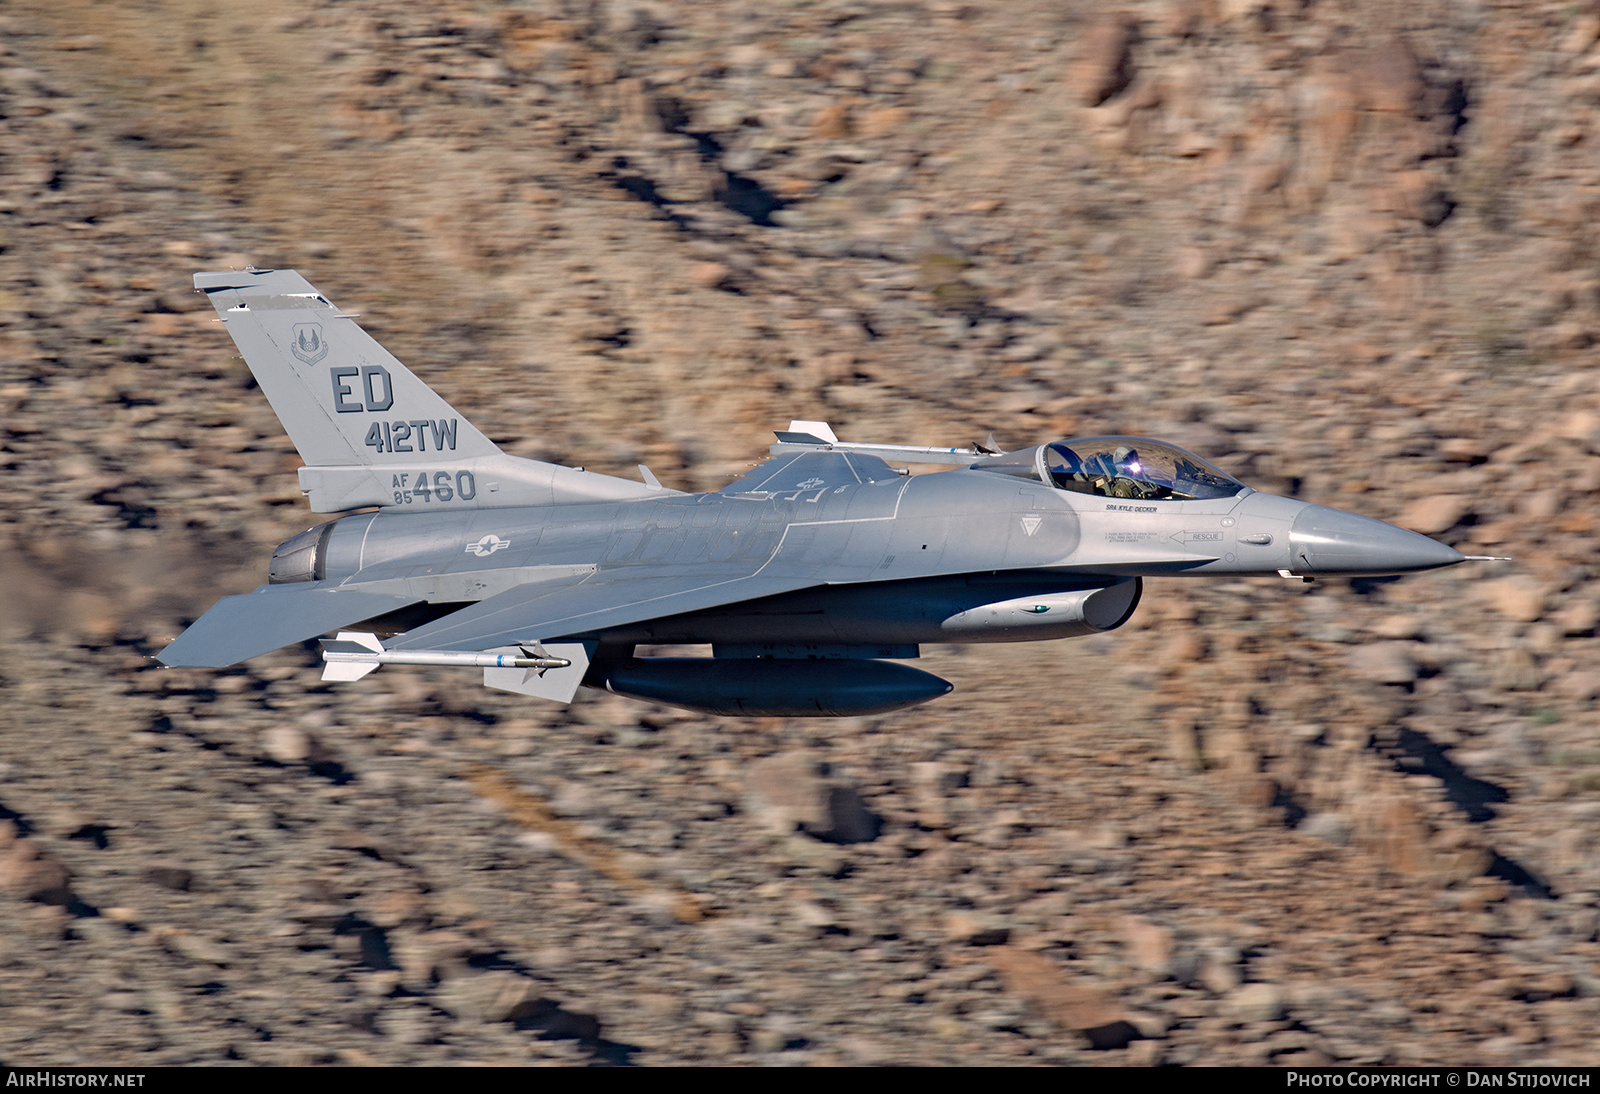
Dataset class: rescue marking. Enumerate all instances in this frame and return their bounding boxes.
[1020,515,1042,537]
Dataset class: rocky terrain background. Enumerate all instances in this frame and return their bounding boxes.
[2,0,1599,1067]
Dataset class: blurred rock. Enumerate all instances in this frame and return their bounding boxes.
[1555,669,1600,701]
[1553,598,1599,636]
[157,930,231,967]
[1347,642,1421,685]
[1563,11,1600,52]
[1167,715,1205,772]
[788,900,838,934]
[1299,812,1353,846]
[944,911,1011,946]
[1357,38,1424,115]
[392,930,477,990]
[744,753,824,835]
[1199,944,1244,995]
[811,101,853,140]
[1371,614,1423,640]
[1399,494,1470,535]
[143,865,195,892]
[988,946,1137,1049]
[1071,14,1136,107]
[1557,409,1600,453]
[1491,647,1543,692]
[1518,489,1565,521]
[1225,982,1286,1023]
[689,261,731,290]
[744,753,880,843]
[1120,915,1175,979]
[1173,245,1213,280]
[0,841,72,905]
[1481,579,1548,623]
[263,725,315,765]
[1166,630,1208,663]
[858,106,908,139]
[1439,437,1490,463]
[435,970,538,1024]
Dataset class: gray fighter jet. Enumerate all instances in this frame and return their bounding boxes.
[158,268,1490,716]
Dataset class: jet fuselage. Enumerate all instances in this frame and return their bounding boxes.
[274,456,1462,656]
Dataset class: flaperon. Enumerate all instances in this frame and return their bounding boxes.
[159,268,1497,716]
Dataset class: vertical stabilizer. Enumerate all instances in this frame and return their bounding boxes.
[192,269,659,511]
[193,268,500,467]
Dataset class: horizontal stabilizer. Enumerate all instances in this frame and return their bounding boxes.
[157,587,424,669]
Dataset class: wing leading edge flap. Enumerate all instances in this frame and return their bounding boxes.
[157,586,425,669]
[385,571,824,654]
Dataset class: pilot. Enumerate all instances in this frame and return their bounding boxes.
[1105,445,1158,499]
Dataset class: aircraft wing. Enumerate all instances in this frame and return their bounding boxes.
[157,585,426,668]
[383,568,821,653]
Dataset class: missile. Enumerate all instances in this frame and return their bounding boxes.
[319,631,570,682]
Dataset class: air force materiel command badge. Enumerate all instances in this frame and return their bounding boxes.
[291,322,328,366]
[466,535,511,558]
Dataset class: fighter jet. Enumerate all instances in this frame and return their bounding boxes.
[158,268,1491,716]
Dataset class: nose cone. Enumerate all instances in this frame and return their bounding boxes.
[1290,505,1466,576]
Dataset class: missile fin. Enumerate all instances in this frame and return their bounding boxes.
[321,660,381,682]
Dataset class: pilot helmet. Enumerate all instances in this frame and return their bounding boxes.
[1113,445,1142,477]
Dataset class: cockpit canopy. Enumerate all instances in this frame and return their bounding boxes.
[974,436,1247,501]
